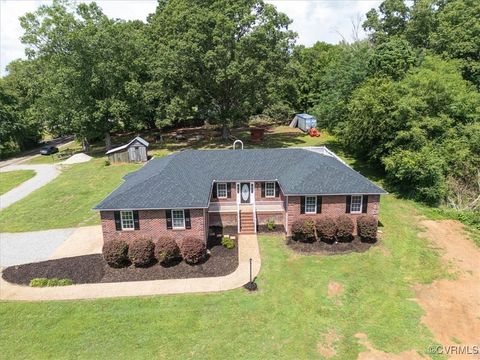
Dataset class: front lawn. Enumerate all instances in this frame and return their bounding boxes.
[0,160,140,232]
[0,170,36,195]
[0,195,445,359]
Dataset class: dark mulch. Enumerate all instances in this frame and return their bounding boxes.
[2,255,105,285]
[287,236,377,255]
[3,240,238,286]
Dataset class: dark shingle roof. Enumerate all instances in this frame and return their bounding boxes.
[95,147,386,210]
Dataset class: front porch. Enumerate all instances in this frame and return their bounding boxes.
[208,201,285,234]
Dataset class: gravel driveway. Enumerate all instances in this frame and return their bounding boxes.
[0,228,76,267]
[0,164,60,210]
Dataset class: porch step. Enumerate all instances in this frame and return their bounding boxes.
[240,211,255,233]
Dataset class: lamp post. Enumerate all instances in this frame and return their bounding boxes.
[243,257,257,291]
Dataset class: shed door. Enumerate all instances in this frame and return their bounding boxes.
[134,146,140,161]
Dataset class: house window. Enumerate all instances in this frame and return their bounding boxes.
[350,195,363,213]
[172,210,185,229]
[265,182,275,197]
[217,183,227,198]
[120,210,134,230]
[305,196,317,214]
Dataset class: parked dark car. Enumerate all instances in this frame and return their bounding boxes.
[40,146,59,155]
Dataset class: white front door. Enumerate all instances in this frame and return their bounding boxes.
[240,183,250,203]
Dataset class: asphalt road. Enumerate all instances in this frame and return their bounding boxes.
[0,136,75,168]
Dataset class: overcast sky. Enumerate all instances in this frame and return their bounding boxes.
[0,0,382,76]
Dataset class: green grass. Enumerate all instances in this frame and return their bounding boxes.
[148,126,336,158]
[0,170,36,195]
[0,195,446,359]
[0,159,140,232]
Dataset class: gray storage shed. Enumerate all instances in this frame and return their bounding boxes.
[289,113,317,132]
[106,136,149,163]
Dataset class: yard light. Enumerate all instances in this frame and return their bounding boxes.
[243,257,257,291]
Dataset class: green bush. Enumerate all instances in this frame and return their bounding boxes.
[315,216,337,243]
[266,218,276,231]
[336,215,354,242]
[180,237,207,264]
[221,236,235,249]
[128,238,155,267]
[29,278,74,287]
[103,239,129,268]
[357,215,378,241]
[155,236,181,265]
[291,218,316,242]
[104,159,111,166]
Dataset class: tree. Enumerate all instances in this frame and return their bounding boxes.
[369,37,418,80]
[0,60,43,155]
[307,41,373,130]
[429,0,480,87]
[19,0,150,149]
[344,56,480,204]
[363,0,410,43]
[146,0,296,137]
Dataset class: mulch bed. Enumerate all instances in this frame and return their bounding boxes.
[287,236,377,255]
[2,240,238,286]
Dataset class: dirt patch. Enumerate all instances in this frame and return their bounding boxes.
[355,333,424,360]
[317,330,341,358]
[2,243,238,285]
[287,236,377,255]
[327,281,344,297]
[414,220,480,352]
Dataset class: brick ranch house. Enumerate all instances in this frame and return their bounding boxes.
[95,147,386,244]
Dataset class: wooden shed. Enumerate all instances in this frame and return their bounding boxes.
[106,136,149,163]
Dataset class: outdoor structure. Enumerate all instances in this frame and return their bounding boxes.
[95,147,386,244]
[106,136,149,163]
[289,113,317,132]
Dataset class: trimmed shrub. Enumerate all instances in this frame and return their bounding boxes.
[128,238,155,267]
[336,215,354,242]
[180,237,207,264]
[315,216,337,243]
[221,236,235,249]
[357,215,378,241]
[291,218,316,242]
[103,239,129,268]
[155,237,181,265]
[266,218,276,231]
[30,278,74,287]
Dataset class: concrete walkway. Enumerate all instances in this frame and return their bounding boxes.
[0,164,61,210]
[0,234,261,301]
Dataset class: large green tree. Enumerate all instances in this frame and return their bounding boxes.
[146,0,295,137]
[20,0,149,149]
[344,56,480,205]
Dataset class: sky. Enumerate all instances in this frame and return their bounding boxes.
[0,0,382,76]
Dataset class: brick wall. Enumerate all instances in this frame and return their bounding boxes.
[256,212,285,225]
[210,182,236,202]
[208,212,237,227]
[101,209,206,244]
[254,182,284,202]
[286,195,380,235]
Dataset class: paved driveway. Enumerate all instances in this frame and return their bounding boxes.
[0,226,102,267]
[0,164,60,210]
[0,228,76,266]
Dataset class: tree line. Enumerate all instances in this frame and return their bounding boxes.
[0,0,478,211]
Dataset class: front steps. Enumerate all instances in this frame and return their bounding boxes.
[240,211,255,234]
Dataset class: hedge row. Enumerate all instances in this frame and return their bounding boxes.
[291,215,378,242]
[102,236,207,268]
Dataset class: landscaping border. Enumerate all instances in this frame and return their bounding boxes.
[0,234,260,301]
